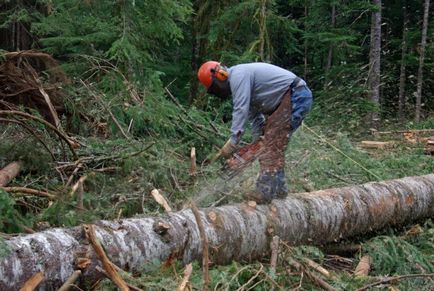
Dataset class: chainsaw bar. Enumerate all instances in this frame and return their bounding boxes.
[219,141,263,180]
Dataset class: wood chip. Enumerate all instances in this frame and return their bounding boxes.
[354,255,372,277]
[151,189,172,212]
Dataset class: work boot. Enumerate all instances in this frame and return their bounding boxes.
[242,190,268,204]
[247,170,288,204]
[275,169,288,199]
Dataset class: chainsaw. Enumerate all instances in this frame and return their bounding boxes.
[215,141,263,180]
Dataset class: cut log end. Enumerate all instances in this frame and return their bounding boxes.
[424,137,434,155]
[0,161,22,187]
[207,211,217,222]
[247,201,257,209]
[354,255,372,277]
[153,221,171,235]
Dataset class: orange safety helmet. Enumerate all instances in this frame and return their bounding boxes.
[197,61,228,89]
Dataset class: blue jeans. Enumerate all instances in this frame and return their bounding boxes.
[289,85,313,137]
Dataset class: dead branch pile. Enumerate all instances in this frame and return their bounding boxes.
[0,50,69,125]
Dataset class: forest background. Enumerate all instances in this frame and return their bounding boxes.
[0,0,433,290]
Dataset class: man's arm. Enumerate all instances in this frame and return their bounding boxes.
[229,71,253,145]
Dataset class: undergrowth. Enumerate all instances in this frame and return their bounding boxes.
[1,80,433,290]
[91,221,434,290]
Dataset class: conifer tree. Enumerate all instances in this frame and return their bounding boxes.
[415,0,430,122]
[368,0,382,129]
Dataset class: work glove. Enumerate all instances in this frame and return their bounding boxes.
[220,138,237,158]
[209,139,237,164]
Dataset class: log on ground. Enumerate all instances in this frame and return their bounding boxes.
[0,174,433,290]
[0,161,22,187]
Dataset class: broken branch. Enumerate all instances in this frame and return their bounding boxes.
[19,272,44,291]
[58,270,81,291]
[176,263,193,291]
[190,147,196,177]
[95,266,141,291]
[288,259,337,291]
[269,236,280,274]
[1,186,56,200]
[84,224,129,291]
[191,202,210,291]
[150,189,172,213]
[356,273,434,291]
[0,110,77,158]
[303,258,331,278]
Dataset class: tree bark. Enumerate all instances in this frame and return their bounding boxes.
[1,174,433,290]
[325,4,336,74]
[398,0,408,122]
[303,2,308,79]
[189,0,212,104]
[415,0,430,122]
[368,0,382,129]
[0,161,22,187]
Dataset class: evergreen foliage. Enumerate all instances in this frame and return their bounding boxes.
[0,0,433,289]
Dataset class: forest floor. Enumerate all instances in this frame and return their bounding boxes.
[1,117,433,290]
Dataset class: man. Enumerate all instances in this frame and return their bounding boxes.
[197,61,313,203]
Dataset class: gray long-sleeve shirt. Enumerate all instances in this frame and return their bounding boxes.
[228,63,305,145]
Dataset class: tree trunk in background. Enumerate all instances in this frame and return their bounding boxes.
[398,1,408,122]
[190,0,212,104]
[1,174,434,290]
[368,0,382,129]
[258,0,268,62]
[415,0,430,122]
[303,2,308,79]
[0,0,34,51]
[325,4,336,74]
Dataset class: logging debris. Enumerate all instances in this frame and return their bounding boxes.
[150,189,172,212]
[176,263,193,291]
[354,255,372,277]
[360,141,394,150]
[1,174,432,290]
[0,50,68,125]
[425,137,434,155]
[287,258,337,291]
[0,186,56,200]
[84,224,129,291]
[0,161,22,187]
[356,273,434,291]
[191,201,210,291]
[58,270,81,291]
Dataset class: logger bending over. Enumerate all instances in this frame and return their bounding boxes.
[197,62,313,204]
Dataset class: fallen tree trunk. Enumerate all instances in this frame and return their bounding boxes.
[0,161,22,187]
[1,174,433,290]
